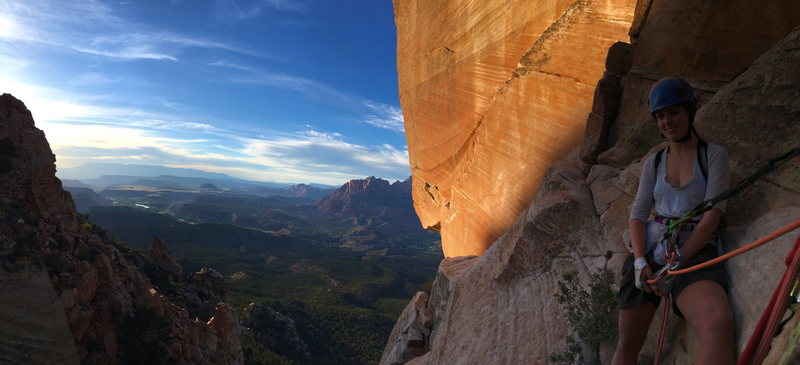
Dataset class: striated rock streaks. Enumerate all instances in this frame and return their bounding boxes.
[388,0,800,364]
[395,0,638,257]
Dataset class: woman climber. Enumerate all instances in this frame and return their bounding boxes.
[611,77,736,365]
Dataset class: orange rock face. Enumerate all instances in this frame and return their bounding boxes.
[395,0,637,256]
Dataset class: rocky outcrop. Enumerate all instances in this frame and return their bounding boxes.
[62,186,112,213]
[315,176,408,217]
[144,236,230,325]
[148,235,182,282]
[314,176,435,250]
[0,94,243,365]
[395,0,638,256]
[388,0,800,364]
[288,183,332,199]
[380,291,434,365]
[182,267,230,320]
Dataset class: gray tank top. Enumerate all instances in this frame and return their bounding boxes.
[630,142,730,223]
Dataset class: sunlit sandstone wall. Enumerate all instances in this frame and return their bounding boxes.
[395,0,637,256]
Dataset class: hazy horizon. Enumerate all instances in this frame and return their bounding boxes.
[56,161,408,187]
[0,0,408,185]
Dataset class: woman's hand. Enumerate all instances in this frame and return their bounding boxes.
[639,265,654,293]
[639,265,668,296]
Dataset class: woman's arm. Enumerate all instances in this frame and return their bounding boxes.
[629,154,657,291]
[630,154,657,258]
[679,144,729,260]
[630,219,647,259]
[630,218,656,293]
[678,208,722,261]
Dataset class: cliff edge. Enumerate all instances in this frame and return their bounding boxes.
[387,0,800,363]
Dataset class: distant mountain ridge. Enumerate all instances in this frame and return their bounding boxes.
[311,177,431,250]
[57,163,339,190]
[315,176,413,217]
[58,162,238,180]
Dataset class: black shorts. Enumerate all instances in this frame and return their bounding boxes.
[618,244,727,317]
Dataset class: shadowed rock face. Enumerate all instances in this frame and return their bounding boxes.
[387,0,800,364]
[395,0,638,257]
[0,94,243,365]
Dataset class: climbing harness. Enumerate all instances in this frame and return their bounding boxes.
[641,145,800,365]
[646,146,800,285]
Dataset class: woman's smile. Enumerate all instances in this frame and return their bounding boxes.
[655,104,690,140]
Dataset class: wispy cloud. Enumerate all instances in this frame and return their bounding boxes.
[4,77,408,183]
[0,0,266,61]
[224,71,355,106]
[214,0,307,24]
[69,73,120,86]
[210,62,406,132]
[363,101,405,132]
[45,119,410,184]
[209,60,253,71]
[238,130,410,178]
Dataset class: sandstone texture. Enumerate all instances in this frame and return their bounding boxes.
[388,0,800,364]
[380,291,433,365]
[395,0,638,257]
[0,94,243,365]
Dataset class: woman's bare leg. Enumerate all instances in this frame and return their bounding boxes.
[675,280,735,365]
[612,302,658,365]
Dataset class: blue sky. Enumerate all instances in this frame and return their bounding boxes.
[0,0,408,185]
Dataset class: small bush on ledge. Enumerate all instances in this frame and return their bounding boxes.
[549,268,616,365]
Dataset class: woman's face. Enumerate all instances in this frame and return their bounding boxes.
[654,104,690,141]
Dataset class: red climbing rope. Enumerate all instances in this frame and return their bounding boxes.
[649,218,800,365]
[737,235,800,365]
[653,295,670,365]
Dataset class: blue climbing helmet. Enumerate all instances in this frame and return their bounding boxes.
[648,77,696,113]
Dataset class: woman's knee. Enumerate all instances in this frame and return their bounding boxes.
[616,332,647,353]
[693,304,733,335]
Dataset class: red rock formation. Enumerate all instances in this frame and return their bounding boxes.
[315,176,393,216]
[387,0,800,364]
[0,94,243,365]
[395,0,638,257]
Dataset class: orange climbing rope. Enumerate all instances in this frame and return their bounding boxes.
[668,218,800,276]
[648,217,800,365]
